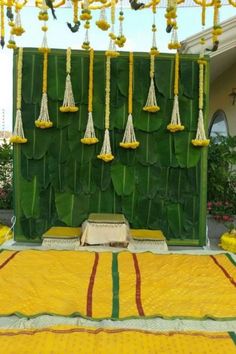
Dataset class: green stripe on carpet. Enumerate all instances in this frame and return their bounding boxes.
[112,253,119,319]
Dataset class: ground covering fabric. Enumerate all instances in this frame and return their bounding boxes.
[14,49,208,243]
[0,326,235,354]
[0,250,235,320]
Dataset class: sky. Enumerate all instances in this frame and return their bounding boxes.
[0,5,235,131]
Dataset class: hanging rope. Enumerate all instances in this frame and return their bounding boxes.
[97,56,114,162]
[60,47,78,113]
[120,52,139,149]
[81,49,99,145]
[167,52,184,133]
[10,47,27,144]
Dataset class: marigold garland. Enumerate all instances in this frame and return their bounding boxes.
[81,49,99,145]
[0,3,5,48]
[115,0,126,48]
[35,50,53,129]
[192,48,210,147]
[60,47,78,113]
[97,56,114,162]
[10,47,27,144]
[120,52,139,149]
[143,54,160,113]
[167,52,184,133]
[105,0,119,58]
[38,0,51,53]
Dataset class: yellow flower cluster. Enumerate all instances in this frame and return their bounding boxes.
[82,42,90,50]
[59,106,78,113]
[119,141,140,149]
[7,40,17,49]
[167,123,184,133]
[174,52,179,96]
[35,120,53,129]
[97,153,114,162]
[115,35,126,47]
[38,11,49,21]
[191,139,210,147]
[10,136,27,143]
[11,26,25,36]
[150,48,159,56]
[38,47,51,54]
[220,230,236,253]
[96,20,110,31]
[80,10,92,21]
[165,6,177,26]
[81,137,99,145]
[168,42,181,50]
[143,105,160,113]
[105,50,120,58]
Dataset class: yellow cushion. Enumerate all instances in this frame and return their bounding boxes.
[130,229,165,241]
[43,227,81,239]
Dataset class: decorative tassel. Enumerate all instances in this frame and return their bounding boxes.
[115,0,126,48]
[96,8,110,31]
[10,47,27,144]
[97,56,114,162]
[120,52,139,149]
[168,25,181,50]
[192,109,210,146]
[35,51,53,129]
[81,49,98,145]
[143,55,160,113]
[11,6,24,36]
[60,47,78,112]
[167,52,184,132]
[105,1,119,58]
[38,0,50,53]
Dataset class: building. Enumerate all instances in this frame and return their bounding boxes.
[181,16,236,138]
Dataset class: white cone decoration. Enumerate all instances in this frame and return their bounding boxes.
[120,114,139,149]
[143,77,160,113]
[60,73,78,113]
[97,129,114,162]
[10,109,27,144]
[192,109,210,146]
[81,112,98,144]
[167,95,184,132]
[35,92,53,129]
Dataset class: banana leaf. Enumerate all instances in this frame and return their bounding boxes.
[20,217,45,240]
[49,101,74,129]
[93,159,111,191]
[180,59,199,99]
[135,131,158,166]
[183,195,199,238]
[49,127,70,163]
[55,191,89,226]
[89,185,120,214]
[22,128,52,160]
[21,176,40,219]
[47,54,66,102]
[21,155,50,189]
[136,164,159,199]
[72,53,89,105]
[167,203,184,238]
[39,184,56,223]
[93,56,105,105]
[136,197,160,228]
[156,130,178,167]
[115,57,129,98]
[155,58,174,99]
[133,56,150,105]
[64,158,82,194]
[174,131,201,168]
[67,105,89,132]
[21,102,40,130]
[80,161,97,194]
[178,97,199,132]
[49,157,66,192]
[113,104,128,130]
[111,162,135,196]
[121,187,140,227]
[22,53,42,104]
[92,103,106,130]
[68,126,96,163]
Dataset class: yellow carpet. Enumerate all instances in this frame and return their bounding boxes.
[0,326,235,354]
[0,250,236,320]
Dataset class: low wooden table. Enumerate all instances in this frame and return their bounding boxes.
[81,213,129,246]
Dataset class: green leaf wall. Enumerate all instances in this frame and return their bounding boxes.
[13,48,209,245]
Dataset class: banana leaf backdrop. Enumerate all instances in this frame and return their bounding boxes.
[13,48,209,245]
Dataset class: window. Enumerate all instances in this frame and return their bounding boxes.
[209,110,228,138]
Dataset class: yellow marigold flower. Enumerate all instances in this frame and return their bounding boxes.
[109,33,116,40]
[7,41,17,49]
[10,136,27,144]
[168,42,181,50]
[96,20,110,31]
[60,106,79,113]
[80,137,99,145]
[38,47,51,53]
[167,123,185,133]
[143,105,160,113]
[41,26,48,32]
[82,42,90,50]
[191,139,210,147]
[150,48,159,56]
[35,120,53,129]
[105,50,120,58]
[12,26,25,36]
[119,141,140,149]
[197,59,207,65]
[80,12,92,21]
[97,153,114,162]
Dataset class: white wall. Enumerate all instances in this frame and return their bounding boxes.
[209,61,236,136]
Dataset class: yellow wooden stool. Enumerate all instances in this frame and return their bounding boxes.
[42,227,81,249]
[129,229,168,251]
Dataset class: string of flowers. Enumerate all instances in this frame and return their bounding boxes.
[0,1,4,48]
[35,50,53,129]
[105,0,119,58]
[38,0,50,53]
[167,51,184,133]
[96,8,110,31]
[11,1,25,37]
[81,48,99,145]
[97,55,114,162]
[211,0,222,49]
[60,47,78,113]
[115,0,126,48]
[120,52,139,149]
[81,0,91,50]
[165,0,177,33]
[192,43,210,147]
[168,23,181,50]
[10,47,27,144]
[6,1,16,49]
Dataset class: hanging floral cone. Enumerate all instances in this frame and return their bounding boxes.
[96,9,110,31]
[11,10,25,36]
[120,114,139,149]
[143,55,160,113]
[192,109,210,147]
[60,74,78,112]
[81,112,99,144]
[97,129,114,162]
[167,95,184,132]
[35,92,53,129]
[10,109,27,144]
